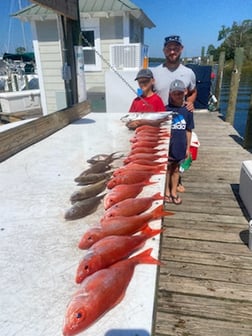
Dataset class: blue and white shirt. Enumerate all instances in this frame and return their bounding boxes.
[166,104,195,162]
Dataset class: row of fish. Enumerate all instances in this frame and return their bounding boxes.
[64,152,123,220]
[62,123,173,336]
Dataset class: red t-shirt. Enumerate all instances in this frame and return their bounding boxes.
[129,93,165,112]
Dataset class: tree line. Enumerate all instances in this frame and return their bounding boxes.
[207,19,252,61]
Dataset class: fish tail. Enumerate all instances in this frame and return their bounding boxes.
[151,204,174,219]
[131,248,161,265]
[143,181,157,186]
[158,164,167,170]
[141,225,163,239]
[152,192,164,201]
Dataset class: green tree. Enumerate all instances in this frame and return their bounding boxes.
[206,44,216,56]
[217,20,252,60]
[16,47,26,54]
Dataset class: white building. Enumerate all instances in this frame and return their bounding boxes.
[14,0,155,114]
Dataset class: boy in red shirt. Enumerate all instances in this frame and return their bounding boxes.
[127,69,166,129]
[129,68,165,112]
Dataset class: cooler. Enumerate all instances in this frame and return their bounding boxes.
[190,131,200,160]
[239,160,252,219]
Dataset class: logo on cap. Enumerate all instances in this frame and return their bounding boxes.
[170,79,185,92]
[164,35,182,46]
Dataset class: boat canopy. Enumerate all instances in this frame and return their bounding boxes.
[3,52,35,62]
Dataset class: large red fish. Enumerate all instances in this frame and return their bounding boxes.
[75,226,161,283]
[62,248,161,336]
[106,171,154,189]
[113,162,166,176]
[129,147,165,155]
[136,129,170,136]
[134,125,164,133]
[101,204,173,230]
[101,192,164,220]
[124,158,166,166]
[103,181,155,210]
[78,205,173,249]
[130,134,169,143]
[131,140,167,150]
[123,152,168,164]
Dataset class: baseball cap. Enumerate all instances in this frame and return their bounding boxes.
[164,35,182,46]
[135,68,153,80]
[169,79,186,92]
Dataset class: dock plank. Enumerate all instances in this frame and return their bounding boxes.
[153,111,252,336]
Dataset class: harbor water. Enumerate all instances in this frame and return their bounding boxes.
[219,72,252,138]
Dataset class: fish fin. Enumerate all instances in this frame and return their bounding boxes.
[141,225,163,238]
[142,181,157,186]
[130,248,161,265]
[151,204,174,219]
[152,192,164,201]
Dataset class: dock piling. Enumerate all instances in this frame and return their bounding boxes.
[225,47,244,125]
[243,93,252,149]
[214,51,225,111]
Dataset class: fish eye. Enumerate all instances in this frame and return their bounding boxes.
[84,265,89,270]
[73,308,86,322]
[87,236,92,240]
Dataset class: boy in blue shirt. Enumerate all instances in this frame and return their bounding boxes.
[165,79,194,204]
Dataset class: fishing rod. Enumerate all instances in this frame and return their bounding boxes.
[81,34,154,111]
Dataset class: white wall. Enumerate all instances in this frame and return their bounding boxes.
[105,70,139,112]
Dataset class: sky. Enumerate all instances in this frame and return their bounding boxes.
[0,0,252,57]
[0,0,33,55]
[132,0,252,58]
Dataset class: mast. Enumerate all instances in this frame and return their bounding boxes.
[18,0,27,51]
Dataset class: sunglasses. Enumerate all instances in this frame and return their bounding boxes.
[138,78,152,85]
[165,46,181,52]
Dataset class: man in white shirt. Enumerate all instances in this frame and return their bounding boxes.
[152,35,197,111]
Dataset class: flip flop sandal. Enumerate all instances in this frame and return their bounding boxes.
[171,195,182,205]
[164,194,173,203]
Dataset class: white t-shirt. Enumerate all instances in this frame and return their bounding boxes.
[151,64,196,105]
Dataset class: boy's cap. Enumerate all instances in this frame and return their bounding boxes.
[164,35,182,46]
[170,79,186,92]
[135,68,153,80]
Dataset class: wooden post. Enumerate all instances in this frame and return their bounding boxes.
[209,55,214,65]
[214,51,225,110]
[25,75,29,90]
[13,75,19,91]
[243,93,252,149]
[201,46,205,64]
[7,75,13,92]
[225,47,244,125]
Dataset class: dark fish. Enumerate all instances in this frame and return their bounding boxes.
[64,195,105,220]
[76,162,111,178]
[86,152,124,165]
[75,172,112,185]
[70,179,108,203]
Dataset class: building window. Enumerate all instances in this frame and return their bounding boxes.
[81,29,101,71]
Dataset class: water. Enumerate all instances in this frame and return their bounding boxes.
[219,73,252,138]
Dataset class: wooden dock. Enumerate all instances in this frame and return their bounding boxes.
[154,111,252,336]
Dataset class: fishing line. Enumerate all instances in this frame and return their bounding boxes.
[81,34,154,110]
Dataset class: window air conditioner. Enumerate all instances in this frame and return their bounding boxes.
[110,43,145,70]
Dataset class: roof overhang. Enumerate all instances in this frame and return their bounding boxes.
[13,3,155,28]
